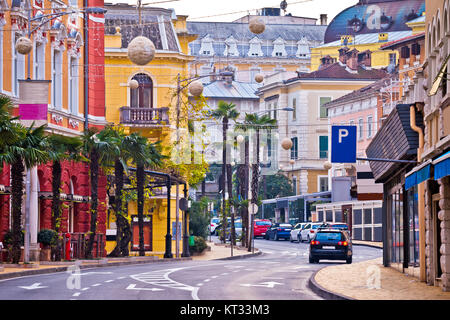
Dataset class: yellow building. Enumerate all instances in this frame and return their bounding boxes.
[310,0,425,71]
[103,3,197,257]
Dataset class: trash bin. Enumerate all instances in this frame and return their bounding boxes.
[189,236,195,246]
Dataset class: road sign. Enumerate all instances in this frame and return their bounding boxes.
[331,126,357,163]
[249,203,258,215]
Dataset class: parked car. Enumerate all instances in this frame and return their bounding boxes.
[299,222,323,243]
[213,217,231,236]
[290,223,308,242]
[319,223,350,236]
[210,218,220,235]
[253,219,272,238]
[226,220,243,241]
[309,228,353,264]
[265,223,293,241]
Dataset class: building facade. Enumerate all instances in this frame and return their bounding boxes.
[0,0,107,261]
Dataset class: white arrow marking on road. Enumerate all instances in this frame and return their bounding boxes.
[19,283,48,290]
[126,284,165,292]
[240,281,283,288]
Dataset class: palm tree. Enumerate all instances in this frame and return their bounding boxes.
[211,101,239,244]
[0,124,50,264]
[82,127,119,259]
[126,133,164,256]
[237,113,277,250]
[47,134,84,261]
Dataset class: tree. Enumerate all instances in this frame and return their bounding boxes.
[126,133,164,256]
[47,134,84,261]
[82,127,119,259]
[0,123,50,263]
[258,173,294,200]
[211,101,239,244]
[237,113,277,250]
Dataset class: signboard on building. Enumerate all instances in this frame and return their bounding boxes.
[18,80,50,127]
[331,126,357,163]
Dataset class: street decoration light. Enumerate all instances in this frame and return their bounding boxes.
[324,161,332,170]
[254,74,264,83]
[127,36,156,66]
[249,17,266,34]
[128,79,140,89]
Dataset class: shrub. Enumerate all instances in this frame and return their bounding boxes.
[37,229,58,247]
[3,230,24,248]
[189,236,207,253]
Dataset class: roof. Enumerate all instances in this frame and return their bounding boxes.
[323,0,425,43]
[323,77,393,108]
[317,30,413,48]
[202,80,260,99]
[284,62,388,83]
[380,32,425,50]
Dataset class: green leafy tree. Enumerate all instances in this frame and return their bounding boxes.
[259,173,294,200]
[189,197,210,239]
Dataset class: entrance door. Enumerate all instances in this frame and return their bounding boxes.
[432,194,442,282]
[131,216,152,251]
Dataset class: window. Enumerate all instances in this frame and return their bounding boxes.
[319,136,328,159]
[130,73,153,108]
[34,41,45,80]
[292,98,297,120]
[199,35,214,56]
[319,176,329,192]
[319,97,332,118]
[52,49,63,109]
[292,176,297,195]
[358,118,364,140]
[69,57,78,114]
[389,53,397,66]
[248,37,263,57]
[272,37,287,57]
[367,115,373,138]
[13,33,25,97]
[291,137,298,160]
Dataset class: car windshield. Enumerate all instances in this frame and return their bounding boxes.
[211,219,220,224]
[331,224,348,229]
[256,221,271,226]
[279,224,292,228]
[312,225,321,229]
[315,232,343,241]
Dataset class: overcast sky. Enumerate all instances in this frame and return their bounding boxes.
[107,0,358,22]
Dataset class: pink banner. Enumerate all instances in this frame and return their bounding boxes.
[19,104,48,120]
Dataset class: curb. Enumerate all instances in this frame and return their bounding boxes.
[308,268,355,301]
[213,250,262,261]
[0,257,192,281]
[352,243,383,250]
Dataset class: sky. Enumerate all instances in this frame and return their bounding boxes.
[106,0,358,22]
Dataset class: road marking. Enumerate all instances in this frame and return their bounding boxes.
[240,281,284,288]
[92,284,101,287]
[204,279,210,282]
[72,292,81,297]
[221,273,229,276]
[117,277,126,280]
[81,287,89,291]
[79,272,113,276]
[18,283,48,290]
[126,284,164,292]
[211,276,218,279]
[105,280,114,283]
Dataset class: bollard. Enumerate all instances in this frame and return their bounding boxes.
[65,233,71,260]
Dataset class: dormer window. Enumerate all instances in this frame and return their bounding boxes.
[248,37,263,57]
[224,36,239,57]
[296,37,310,58]
[272,37,287,58]
[199,34,214,56]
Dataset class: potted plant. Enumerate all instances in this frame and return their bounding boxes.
[189,236,208,256]
[37,229,57,261]
[2,230,24,263]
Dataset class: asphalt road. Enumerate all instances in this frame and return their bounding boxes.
[0,237,381,301]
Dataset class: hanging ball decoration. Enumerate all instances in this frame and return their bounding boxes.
[249,17,266,34]
[127,36,156,66]
[15,37,33,55]
[236,135,245,144]
[324,161,332,170]
[289,159,295,165]
[254,74,264,83]
[128,79,139,89]
[281,137,293,150]
[189,80,204,97]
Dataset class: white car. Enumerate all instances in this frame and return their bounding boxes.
[299,223,323,243]
[290,223,308,242]
[210,218,220,235]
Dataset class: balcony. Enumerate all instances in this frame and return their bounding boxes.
[120,107,169,127]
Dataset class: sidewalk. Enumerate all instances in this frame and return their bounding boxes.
[0,242,259,280]
[310,257,450,300]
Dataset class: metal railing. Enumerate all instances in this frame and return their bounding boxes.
[120,107,169,126]
[61,233,105,260]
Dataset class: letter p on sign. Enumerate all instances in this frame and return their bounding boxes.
[331,126,357,163]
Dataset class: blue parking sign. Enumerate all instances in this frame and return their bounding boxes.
[331,126,357,163]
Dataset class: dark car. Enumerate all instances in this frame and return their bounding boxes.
[265,223,293,241]
[309,229,352,264]
[319,223,351,236]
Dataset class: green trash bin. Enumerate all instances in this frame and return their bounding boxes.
[189,236,195,246]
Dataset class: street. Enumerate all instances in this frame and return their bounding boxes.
[0,238,381,301]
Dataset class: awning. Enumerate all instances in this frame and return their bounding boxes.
[433,151,450,180]
[405,160,432,190]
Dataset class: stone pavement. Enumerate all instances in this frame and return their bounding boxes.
[311,257,450,300]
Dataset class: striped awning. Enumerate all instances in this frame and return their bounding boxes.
[433,151,450,181]
[405,160,432,190]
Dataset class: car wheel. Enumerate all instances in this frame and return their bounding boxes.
[307,235,310,243]
[297,235,301,243]
[290,235,294,243]
[346,257,352,264]
[309,256,315,264]
[274,233,278,241]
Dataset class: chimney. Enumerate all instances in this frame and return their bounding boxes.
[346,49,359,71]
[338,47,350,65]
[319,55,335,69]
[358,50,372,69]
[320,14,328,25]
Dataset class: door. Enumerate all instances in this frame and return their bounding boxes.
[131,215,153,251]
[432,194,442,282]
[130,74,153,109]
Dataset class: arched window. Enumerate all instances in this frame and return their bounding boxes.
[130,73,153,109]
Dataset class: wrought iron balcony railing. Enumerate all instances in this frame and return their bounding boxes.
[120,107,169,126]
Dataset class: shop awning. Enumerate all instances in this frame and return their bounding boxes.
[434,151,450,180]
[405,160,432,190]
